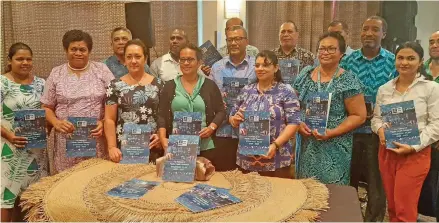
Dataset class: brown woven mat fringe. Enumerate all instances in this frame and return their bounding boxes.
[19,158,105,222]
[285,178,330,222]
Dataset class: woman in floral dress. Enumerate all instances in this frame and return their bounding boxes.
[41,30,114,175]
[1,43,48,221]
[105,39,163,163]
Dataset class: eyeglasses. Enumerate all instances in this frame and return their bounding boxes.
[179,57,196,64]
[318,47,338,54]
[254,63,273,68]
[226,37,247,44]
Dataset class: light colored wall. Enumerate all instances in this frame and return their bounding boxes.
[415,0,439,60]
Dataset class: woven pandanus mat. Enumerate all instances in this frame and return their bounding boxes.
[21,158,329,222]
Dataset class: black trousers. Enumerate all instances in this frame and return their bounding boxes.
[212,137,238,171]
[350,133,386,222]
[418,144,439,221]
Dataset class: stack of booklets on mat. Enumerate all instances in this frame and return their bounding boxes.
[106,180,241,212]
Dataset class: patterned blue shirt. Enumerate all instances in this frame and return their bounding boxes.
[103,55,154,79]
[210,55,257,138]
[230,82,301,172]
[340,48,396,103]
[340,47,396,134]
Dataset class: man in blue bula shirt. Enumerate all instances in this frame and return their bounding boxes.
[103,27,153,79]
[340,16,396,222]
[210,25,256,171]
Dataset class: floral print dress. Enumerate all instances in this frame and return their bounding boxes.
[1,75,48,208]
[105,77,163,160]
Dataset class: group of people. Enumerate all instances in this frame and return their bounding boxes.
[1,15,438,222]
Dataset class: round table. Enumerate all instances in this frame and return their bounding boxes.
[21,159,329,222]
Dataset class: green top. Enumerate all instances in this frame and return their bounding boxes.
[425,58,439,83]
[171,74,215,151]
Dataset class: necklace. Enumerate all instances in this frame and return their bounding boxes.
[129,73,147,85]
[67,61,89,71]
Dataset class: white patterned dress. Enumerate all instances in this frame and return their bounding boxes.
[1,75,48,208]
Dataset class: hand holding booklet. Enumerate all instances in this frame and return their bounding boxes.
[304,92,332,135]
[238,111,270,156]
[66,117,97,157]
[380,100,421,149]
[120,123,151,164]
[13,109,46,149]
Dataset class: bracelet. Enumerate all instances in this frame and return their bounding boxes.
[272,141,281,150]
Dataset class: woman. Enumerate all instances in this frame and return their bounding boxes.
[105,39,162,163]
[158,43,225,164]
[41,30,114,175]
[1,43,48,222]
[294,32,366,185]
[229,50,300,178]
[372,41,439,222]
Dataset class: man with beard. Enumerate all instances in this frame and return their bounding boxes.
[273,21,315,69]
[150,28,188,82]
[210,25,256,171]
[103,27,153,79]
[340,15,396,222]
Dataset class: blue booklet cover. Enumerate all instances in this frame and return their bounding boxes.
[176,184,241,213]
[238,111,270,155]
[279,59,300,86]
[381,100,421,149]
[216,77,248,138]
[13,109,46,149]
[304,92,332,135]
[120,123,152,164]
[200,40,223,67]
[173,112,202,135]
[162,135,199,183]
[66,117,97,157]
[107,179,160,199]
[355,95,374,134]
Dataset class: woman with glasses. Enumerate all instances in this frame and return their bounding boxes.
[41,30,114,175]
[294,32,366,185]
[158,43,225,164]
[104,39,162,163]
[229,50,300,178]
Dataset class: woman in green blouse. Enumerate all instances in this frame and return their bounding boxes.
[158,43,225,165]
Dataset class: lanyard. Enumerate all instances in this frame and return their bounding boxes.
[317,66,340,92]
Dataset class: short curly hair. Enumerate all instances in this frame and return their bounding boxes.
[62,29,93,52]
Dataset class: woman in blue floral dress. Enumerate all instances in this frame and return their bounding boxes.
[229,50,301,178]
[294,32,366,185]
[104,39,163,163]
[1,43,48,221]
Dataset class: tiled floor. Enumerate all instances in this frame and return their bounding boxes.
[358,186,436,222]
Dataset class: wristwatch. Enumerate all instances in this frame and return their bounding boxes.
[209,125,216,131]
[272,141,281,150]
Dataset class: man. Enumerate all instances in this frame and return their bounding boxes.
[425,31,439,82]
[218,17,259,57]
[328,20,355,56]
[273,21,315,69]
[210,25,256,171]
[418,30,439,222]
[150,28,188,82]
[103,27,152,79]
[340,15,396,222]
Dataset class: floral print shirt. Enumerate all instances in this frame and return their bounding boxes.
[230,81,301,171]
[105,78,163,145]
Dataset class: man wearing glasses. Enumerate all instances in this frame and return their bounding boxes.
[150,28,188,82]
[340,15,396,222]
[218,17,259,57]
[210,25,256,171]
[273,21,315,69]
